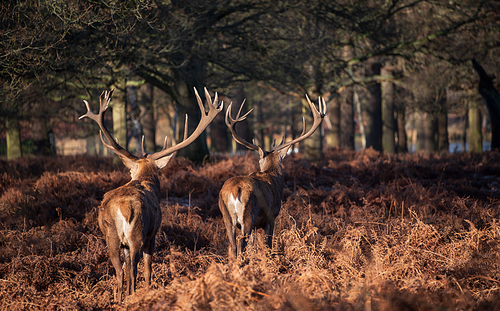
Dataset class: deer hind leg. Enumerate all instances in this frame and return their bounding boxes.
[143,235,156,288]
[225,218,237,258]
[219,197,238,258]
[107,240,124,301]
[123,247,132,297]
[239,221,253,256]
[126,245,141,296]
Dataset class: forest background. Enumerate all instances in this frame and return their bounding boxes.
[1,0,500,160]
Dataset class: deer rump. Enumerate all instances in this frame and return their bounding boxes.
[99,182,161,247]
[219,172,283,252]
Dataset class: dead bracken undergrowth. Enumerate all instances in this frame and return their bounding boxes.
[1,148,500,310]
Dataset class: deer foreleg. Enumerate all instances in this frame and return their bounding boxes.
[265,219,275,250]
[130,247,141,296]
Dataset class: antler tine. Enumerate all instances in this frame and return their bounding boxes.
[162,136,168,151]
[79,90,111,121]
[226,99,254,125]
[194,88,205,113]
[278,134,286,147]
[99,131,116,150]
[225,101,259,151]
[148,87,223,161]
[79,89,138,160]
[204,87,220,112]
[274,94,327,152]
[141,136,146,155]
[236,99,253,121]
[183,114,189,141]
[319,97,327,116]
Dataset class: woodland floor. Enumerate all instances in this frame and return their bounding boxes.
[1,148,500,310]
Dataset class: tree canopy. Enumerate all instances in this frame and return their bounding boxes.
[1,0,499,158]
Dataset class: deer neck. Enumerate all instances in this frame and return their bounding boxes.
[259,157,284,186]
[130,160,161,196]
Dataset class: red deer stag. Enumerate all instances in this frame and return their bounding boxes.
[219,95,326,258]
[80,88,222,301]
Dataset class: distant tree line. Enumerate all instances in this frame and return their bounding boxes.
[1,0,499,161]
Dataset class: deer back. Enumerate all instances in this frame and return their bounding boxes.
[248,170,284,216]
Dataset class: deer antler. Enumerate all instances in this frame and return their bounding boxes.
[225,100,259,151]
[147,87,223,161]
[273,95,326,152]
[226,95,326,153]
[79,90,138,161]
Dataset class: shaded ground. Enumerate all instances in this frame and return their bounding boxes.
[1,148,500,310]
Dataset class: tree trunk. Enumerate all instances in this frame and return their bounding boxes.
[468,105,482,153]
[175,81,209,162]
[472,59,500,151]
[381,67,396,154]
[341,86,355,150]
[396,104,408,153]
[355,86,366,149]
[340,45,355,150]
[171,56,212,163]
[138,84,156,153]
[210,109,229,153]
[364,59,383,151]
[255,99,265,149]
[288,99,303,153]
[462,110,468,153]
[32,117,52,156]
[112,79,128,165]
[86,134,97,155]
[424,113,438,153]
[329,94,341,148]
[437,110,449,153]
[6,117,22,160]
[416,113,426,152]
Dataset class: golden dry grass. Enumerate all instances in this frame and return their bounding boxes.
[1,149,500,310]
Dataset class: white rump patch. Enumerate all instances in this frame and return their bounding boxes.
[117,209,132,245]
[229,193,245,226]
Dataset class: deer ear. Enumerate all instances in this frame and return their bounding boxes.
[117,155,140,176]
[278,145,291,159]
[258,146,267,159]
[155,153,175,170]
